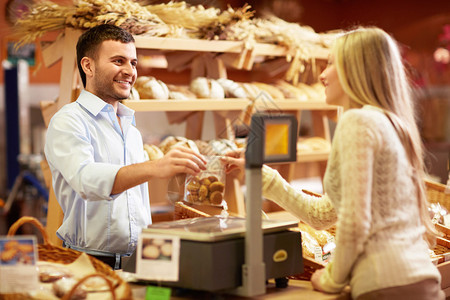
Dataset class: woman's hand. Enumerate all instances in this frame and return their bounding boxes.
[220,149,245,175]
[311,268,326,292]
[151,146,206,179]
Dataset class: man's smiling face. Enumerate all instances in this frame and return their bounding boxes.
[87,40,137,104]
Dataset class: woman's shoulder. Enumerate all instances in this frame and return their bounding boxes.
[336,106,387,142]
[341,105,385,121]
[339,105,389,130]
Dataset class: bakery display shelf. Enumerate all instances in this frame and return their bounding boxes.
[42,29,328,70]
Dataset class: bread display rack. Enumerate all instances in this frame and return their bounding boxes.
[39,27,342,244]
[40,27,341,159]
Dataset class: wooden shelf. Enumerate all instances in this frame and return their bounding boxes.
[253,99,340,111]
[42,29,329,70]
[121,98,340,112]
[122,99,248,111]
[134,36,329,59]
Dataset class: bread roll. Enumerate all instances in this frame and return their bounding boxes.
[135,76,169,99]
[158,136,199,154]
[300,231,320,259]
[190,77,225,99]
[296,82,321,99]
[275,80,309,101]
[216,78,247,98]
[167,84,197,100]
[241,83,263,100]
[128,87,140,100]
[251,82,285,100]
[144,144,164,160]
[210,80,225,99]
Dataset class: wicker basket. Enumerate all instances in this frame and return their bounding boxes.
[173,201,211,220]
[426,179,450,211]
[4,216,132,300]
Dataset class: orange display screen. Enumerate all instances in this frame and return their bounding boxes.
[265,123,290,156]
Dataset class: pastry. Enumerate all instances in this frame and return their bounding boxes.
[208,175,219,183]
[144,144,164,160]
[209,181,225,193]
[209,191,223,205]
[53,277,87,299]
[251,82,285,100]
[199,185,209,201]
[216,78,247,98]
[200,177,211,187]
[190,77,225,99]
[38,263,73,283]
[135,76,170,99]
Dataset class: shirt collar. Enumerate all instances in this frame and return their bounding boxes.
[76,90,136,125]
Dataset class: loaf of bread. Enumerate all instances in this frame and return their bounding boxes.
[134,76,170,99]
[241,83,263,100]
[275,80,309,101]
[251,82,285,100]
[216,78,247,98]
[158,136,200,154]
[167,84,197,100]
[144,144,164,160]
[190,77,225,99]
[300,230,321,259]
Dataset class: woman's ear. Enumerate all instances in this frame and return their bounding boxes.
[80,57,94,79]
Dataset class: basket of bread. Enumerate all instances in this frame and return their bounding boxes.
[173,201,211,220]
[2,216,132,300]
[426,179,450,213]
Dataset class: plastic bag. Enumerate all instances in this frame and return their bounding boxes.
[184,156,226,207]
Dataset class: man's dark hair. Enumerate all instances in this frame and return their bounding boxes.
[76,24,135,88]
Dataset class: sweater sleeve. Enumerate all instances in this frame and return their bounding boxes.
[319,111,378,293]
[262,165,337,230]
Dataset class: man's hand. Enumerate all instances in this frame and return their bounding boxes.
[151,147,207,179]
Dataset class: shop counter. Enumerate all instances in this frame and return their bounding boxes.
[129,279,351,299]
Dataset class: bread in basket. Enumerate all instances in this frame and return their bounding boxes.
[3,216,132,300]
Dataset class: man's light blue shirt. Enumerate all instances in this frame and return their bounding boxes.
[44,90,152,255]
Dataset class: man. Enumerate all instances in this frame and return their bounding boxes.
[44,24,206,269]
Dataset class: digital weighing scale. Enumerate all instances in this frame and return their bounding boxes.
[123,113,303,296]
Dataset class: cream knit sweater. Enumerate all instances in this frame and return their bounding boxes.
[262,105,441,298]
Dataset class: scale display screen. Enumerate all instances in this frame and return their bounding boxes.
[246,114,298,167]
[264,120,291,160]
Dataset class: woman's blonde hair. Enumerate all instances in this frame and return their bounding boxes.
[333,27,437,246]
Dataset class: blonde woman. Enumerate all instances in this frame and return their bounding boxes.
[221,27,443,299]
